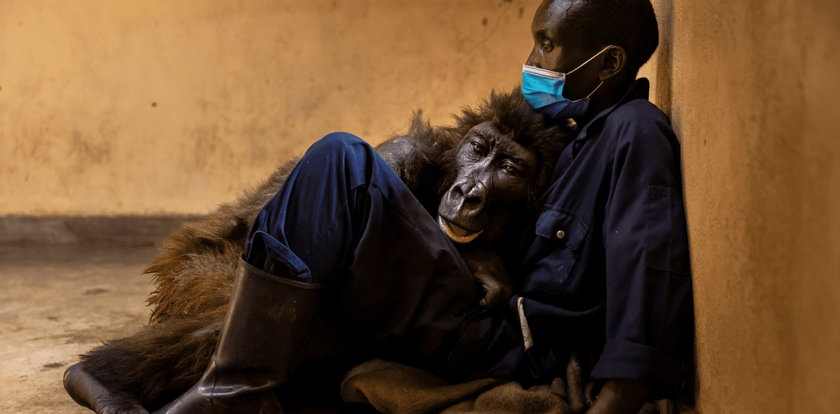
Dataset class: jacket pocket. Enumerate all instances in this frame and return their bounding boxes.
[525,208,590,295]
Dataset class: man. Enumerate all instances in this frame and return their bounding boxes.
[153,1,693,413]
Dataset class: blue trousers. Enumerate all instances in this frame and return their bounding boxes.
[244,133,526,382]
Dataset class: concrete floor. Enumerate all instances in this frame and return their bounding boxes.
[0,244,157,414]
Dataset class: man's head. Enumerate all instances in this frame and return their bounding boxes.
[526,0,658,108]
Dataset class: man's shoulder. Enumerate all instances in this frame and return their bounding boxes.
[607,98,670,129]
[601,98,677,149]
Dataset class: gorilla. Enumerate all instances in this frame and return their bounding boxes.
[64,88,573,413]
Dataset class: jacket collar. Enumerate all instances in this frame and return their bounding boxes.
[572,78,651,142]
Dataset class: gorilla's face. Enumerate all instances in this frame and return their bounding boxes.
[437,121,538,245]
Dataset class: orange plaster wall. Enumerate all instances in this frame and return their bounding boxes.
[647,0,840,412]
[5,1,840,412]
[0,0,541,215]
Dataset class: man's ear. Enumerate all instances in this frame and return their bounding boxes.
[598,45,627,81]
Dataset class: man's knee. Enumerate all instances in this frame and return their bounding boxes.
[302,132,384,187]
[309,132,369,158]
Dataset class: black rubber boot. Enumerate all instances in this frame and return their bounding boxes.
[64,363,148,414]
[152,258,324,414]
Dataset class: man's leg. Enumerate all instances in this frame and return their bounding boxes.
[246,132,485,369]
[153,133,501,414]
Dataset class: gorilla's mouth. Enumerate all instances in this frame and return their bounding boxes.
[437,216,483,244]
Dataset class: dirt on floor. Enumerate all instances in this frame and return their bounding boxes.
[0,244,158,414]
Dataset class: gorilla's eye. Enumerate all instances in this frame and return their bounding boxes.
[471,142,484,154]
[501,162,520,176]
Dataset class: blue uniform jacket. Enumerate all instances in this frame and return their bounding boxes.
[516,78,694,391]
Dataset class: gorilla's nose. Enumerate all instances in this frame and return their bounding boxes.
[450,178,487,215]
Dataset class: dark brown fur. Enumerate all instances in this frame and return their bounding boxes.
[78,89,572,411]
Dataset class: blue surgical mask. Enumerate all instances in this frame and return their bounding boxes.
[521,46,613,119]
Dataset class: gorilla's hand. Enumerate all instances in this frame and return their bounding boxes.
[460,248,512,308]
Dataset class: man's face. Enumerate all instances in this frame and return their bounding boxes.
[525,0,600,100]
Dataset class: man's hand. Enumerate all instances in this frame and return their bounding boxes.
[460,248,512,308]
[586,379,652,414]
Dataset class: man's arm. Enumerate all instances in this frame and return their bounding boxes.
[590,105,694,408]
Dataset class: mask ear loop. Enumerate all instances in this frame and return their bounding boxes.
[585,80,605,99]
[567,45,615,101]
[565,45,616,76]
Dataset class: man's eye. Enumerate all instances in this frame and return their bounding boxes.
[541,41,553,53]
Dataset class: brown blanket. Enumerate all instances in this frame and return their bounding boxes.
[340,358,692,414]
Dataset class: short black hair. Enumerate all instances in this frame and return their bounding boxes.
[561,0,659,78]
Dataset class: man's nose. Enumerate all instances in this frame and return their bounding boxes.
[525,49,541,68]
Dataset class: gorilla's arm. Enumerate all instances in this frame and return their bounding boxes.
[458,247,512,308]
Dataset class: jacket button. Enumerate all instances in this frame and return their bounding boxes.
[555,230,566,239]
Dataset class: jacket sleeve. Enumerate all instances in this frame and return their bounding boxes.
[590,107,694,393]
